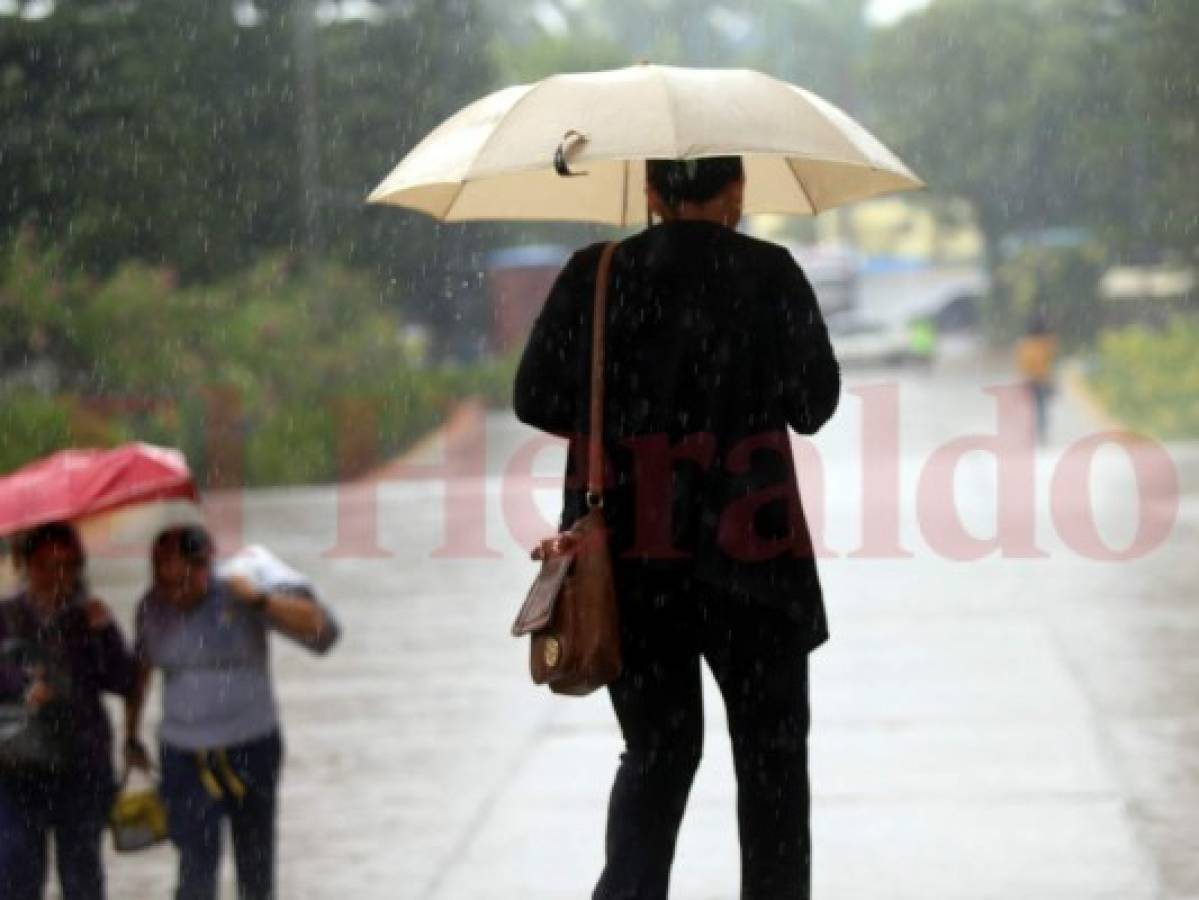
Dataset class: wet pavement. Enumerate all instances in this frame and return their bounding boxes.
[70,356,1199,899]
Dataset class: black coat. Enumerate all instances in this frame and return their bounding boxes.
[514,220,840,649]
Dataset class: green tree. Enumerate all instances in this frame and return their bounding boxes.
[1123,0,1199,257]
[0,0,494,301]
[0,1,296,279]
[864,0,1134,262]
[483,0,873,107]
[317,2,494,335]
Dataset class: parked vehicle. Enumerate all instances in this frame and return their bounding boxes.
[826,310,921,368]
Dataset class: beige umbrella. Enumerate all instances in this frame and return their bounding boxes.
[367,63,922,225]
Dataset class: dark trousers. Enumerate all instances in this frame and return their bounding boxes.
[160,730,283,900]
[0,767,114,900]
[1029,380,1052,443]
[593,570,812,900]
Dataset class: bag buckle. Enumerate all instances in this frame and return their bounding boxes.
[531,533,577,561]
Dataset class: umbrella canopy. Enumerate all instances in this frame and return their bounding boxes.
[0,443,197,536]
[368,63,922,225]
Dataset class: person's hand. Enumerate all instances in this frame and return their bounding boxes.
[24,665,54,711]
[125,736,153,773]
[84,597,113,630]
[225,575,267,609]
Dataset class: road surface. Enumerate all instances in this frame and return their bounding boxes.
[72,354,1199,899]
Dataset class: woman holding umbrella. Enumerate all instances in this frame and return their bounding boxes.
[0,521,139,900]
[370,63,919,899]
[516,157,840,899]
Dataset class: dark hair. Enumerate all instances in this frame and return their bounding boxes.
[13,521,85,571]
[153,524,214,564]
[646,156,744,209]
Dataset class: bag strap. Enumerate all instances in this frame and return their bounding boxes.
[586,242,618,509]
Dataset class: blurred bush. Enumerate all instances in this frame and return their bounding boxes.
[0,392,74,475]
[0,234,519,487]
[0,391,132,472]
[1090,318,1199,439]
[440,355,518,410]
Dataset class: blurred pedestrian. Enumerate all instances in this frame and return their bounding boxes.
[125,525,339,900]
[515,156,840,900]
[0,521,138,900]
[1015,308,1058,443]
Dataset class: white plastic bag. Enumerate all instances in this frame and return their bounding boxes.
[217,545,313,597]
[216,545,340,654]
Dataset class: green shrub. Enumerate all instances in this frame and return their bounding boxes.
[1090,318,1199,439]
[1,237,520,486]
[245,403,339,486]
[0,392,73,474]
[441,353,519,409]
[0,391,128,474]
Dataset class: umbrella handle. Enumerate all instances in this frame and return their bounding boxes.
[553,130,589,177]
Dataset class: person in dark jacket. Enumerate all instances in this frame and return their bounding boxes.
[515,156,840,900]
[0,521,138,900]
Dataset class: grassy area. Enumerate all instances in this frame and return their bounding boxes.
[1088,318,1199,439]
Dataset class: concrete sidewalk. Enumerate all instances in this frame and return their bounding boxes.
[91,363,1197,899]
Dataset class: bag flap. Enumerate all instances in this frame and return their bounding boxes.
[512,549,575,637]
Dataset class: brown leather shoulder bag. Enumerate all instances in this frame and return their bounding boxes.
[511,242,621,696]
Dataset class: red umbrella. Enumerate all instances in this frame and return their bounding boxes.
[0,443,197,536]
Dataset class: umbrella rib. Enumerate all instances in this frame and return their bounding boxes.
[441,177,469,220]
[620,159,629,227]
[458,82,547,185]
[786,158,820,215]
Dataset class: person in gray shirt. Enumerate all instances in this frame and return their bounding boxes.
[125,525,339,900]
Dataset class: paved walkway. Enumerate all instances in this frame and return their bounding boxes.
[78,360,1198,899]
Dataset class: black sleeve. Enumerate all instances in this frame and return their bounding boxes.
[0,602,27,701]
[92,620,138,698]
[513,248,592,436]
[132,597,151,666]
[771,246,841,434]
